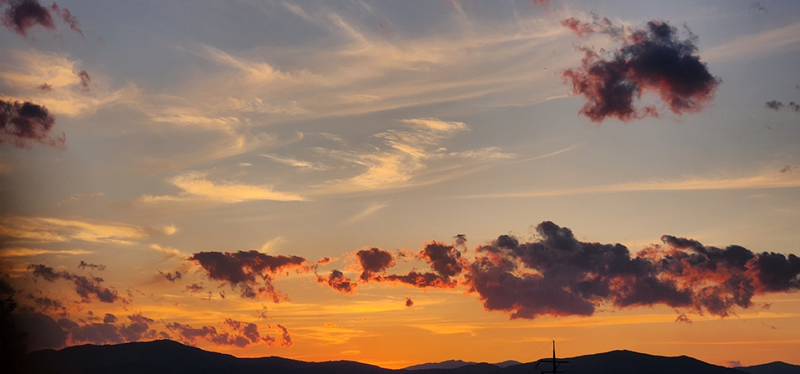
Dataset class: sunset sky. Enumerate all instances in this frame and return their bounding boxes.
[1,0,800,369]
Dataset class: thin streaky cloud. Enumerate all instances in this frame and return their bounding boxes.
[137,172,305,203]
[0,248,92,257]
[261,154,329,170]
[457,168,800,199]
[342,203,389,225]
[703,21,800,62]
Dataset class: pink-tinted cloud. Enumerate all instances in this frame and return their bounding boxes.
[355,247,396,281]
[74,70,91,92]
[316,269,357,295]
[561,20,720,122]
[1,0,82,37]
[50,2,82,36]
[463,221,800,320]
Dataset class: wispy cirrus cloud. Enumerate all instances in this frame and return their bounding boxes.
[138,171,304,203]
[311,118,502,194]
[458,167,800,199]
[0,216,175,245]
[703,21,800,63]
[0,50,138,117]
[0,248,91,257]
[261,153,329,171]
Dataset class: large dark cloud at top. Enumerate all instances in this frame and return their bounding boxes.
[188,251,308,301]
[463,222,800,319]
[1,100,65,148]
[561,19,720,122]
[1,0,82,36]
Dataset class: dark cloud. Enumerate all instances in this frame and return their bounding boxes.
[316,270,357,295]
[355,247,396,281]
[167,319,287,348]
[74,70,91,92]
[78,261,106,271]
[749,2,767,13]
[405,297,413,307]
[766,100,800,113]
[35,82,52,91]
[31,270,112,306]
[317,257,334,265]
[184,283,204,294]
[462,221,800,320]
[263,324,292,348]
[377,271,457,289]
[103,313,117,324]
[675,313,692,324]
[17,310,68,350]
[454,234,467,249]
[765,100,784,111]
[189,250,308,301]
[58,312,160,345]
[50,2,82,36]
[159,270,182,283]
[0,277,15,296]
[117,313,155,342]
[418,242,464,278]
[0,99,65,148]
[1,0,82,37]
[29,264,120,303]
[26,294,66,315]
[561,20,720,122]
[1,0,55,36]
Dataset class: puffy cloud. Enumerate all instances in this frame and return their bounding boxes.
[189,250,308,301]
[417,241,464,278]
[0,99,64,148]
[561,20,720,122]
[316,269,357,295]
[2,0,55,36]
[355,247,396,281]
[28,264,120,303]
[462,221,800,319]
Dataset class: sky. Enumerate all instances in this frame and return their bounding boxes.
[1,0,800,369]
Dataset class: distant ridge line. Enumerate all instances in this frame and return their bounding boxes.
[20,339,800,374]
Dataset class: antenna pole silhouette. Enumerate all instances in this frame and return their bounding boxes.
[534,340,569,374]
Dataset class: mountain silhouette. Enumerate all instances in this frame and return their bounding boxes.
[404,359,521,370]
[19,339,800,374]
[738,361,800,374]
